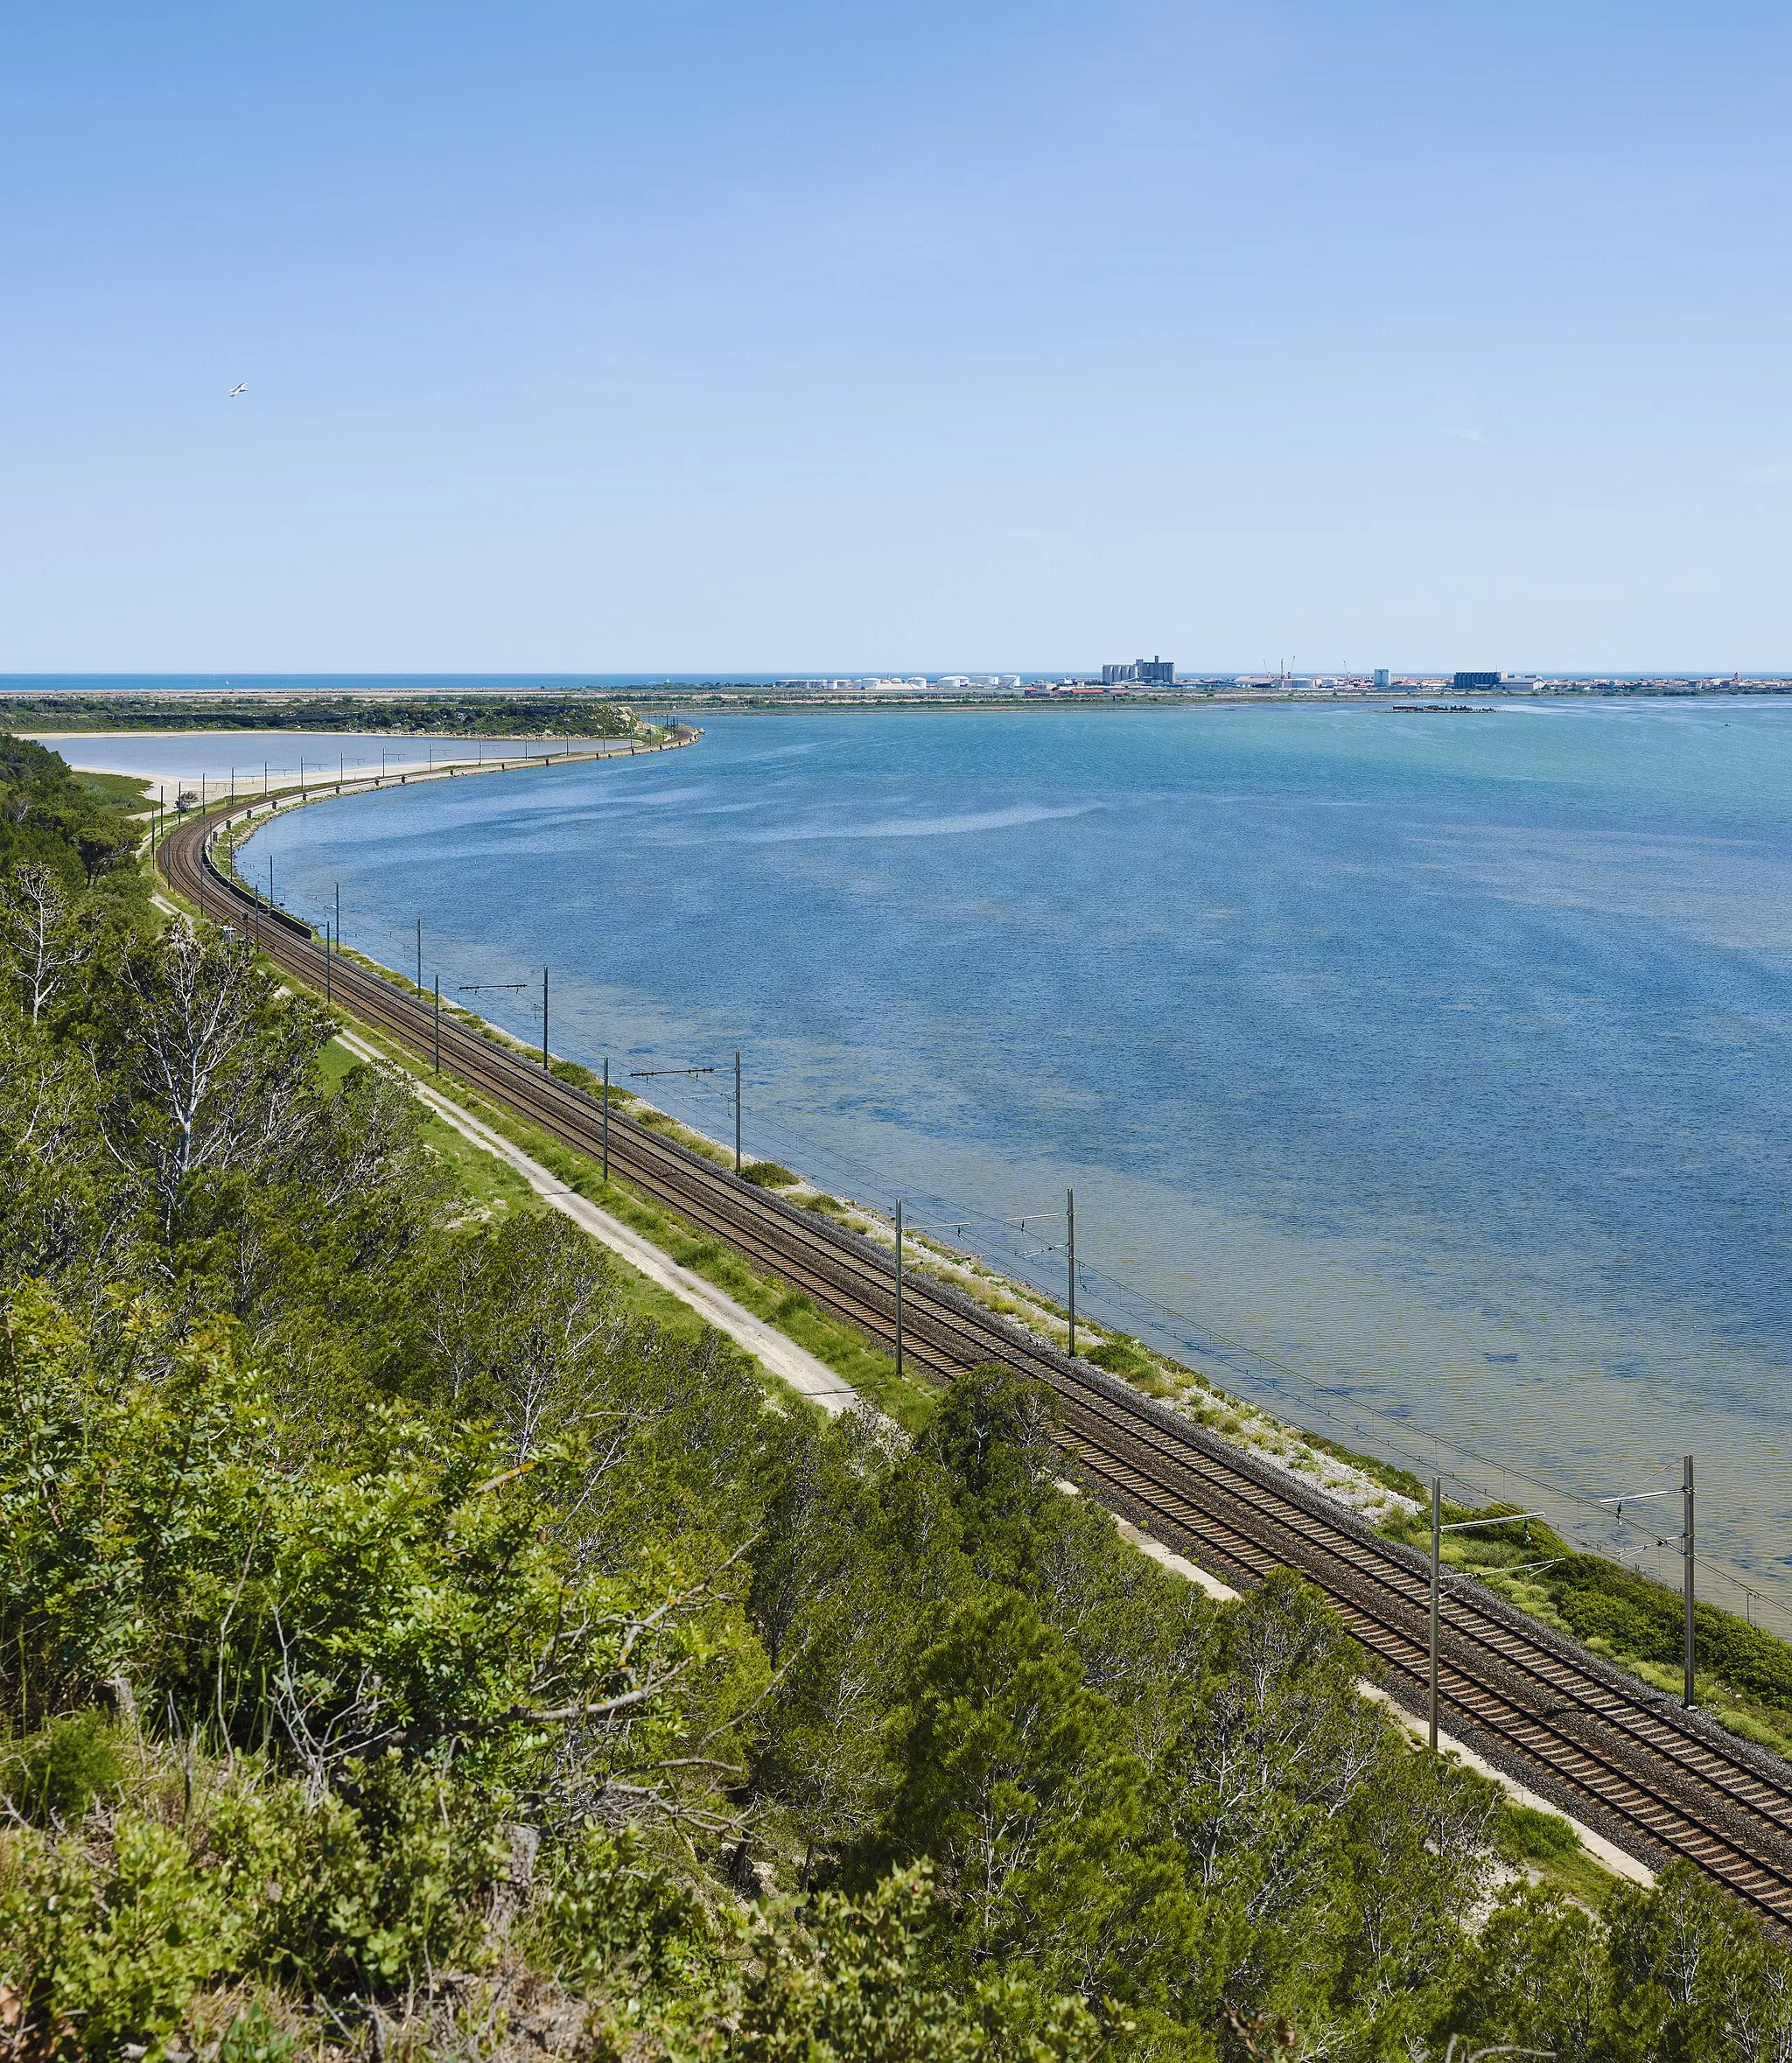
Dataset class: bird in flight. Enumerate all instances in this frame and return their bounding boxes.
[228,382,247,397]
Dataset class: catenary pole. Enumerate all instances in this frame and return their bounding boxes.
[1067,1188,1076,1360]
[335,883,340,954]
[542,969,549,1068]
[602,1057,611,1180]
[1429,1478,1442,1752]
[734,1050,742,1173]
[894,1199,905,1381]
[1684,1455,1697,1709]
[433,976,440,1073]
[416,920,423,997]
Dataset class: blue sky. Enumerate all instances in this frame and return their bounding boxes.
[4,0,1791,673]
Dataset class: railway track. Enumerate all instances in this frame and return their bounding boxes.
[158,786,1792,1928]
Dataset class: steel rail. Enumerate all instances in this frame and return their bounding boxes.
[155,793,1792,1927]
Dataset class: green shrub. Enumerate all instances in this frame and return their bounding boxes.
[742,1162,800,1189]
[0,1763,500,2051]
[1550,1557,1792,1710]
[549,1059,605,1093]
[1555,1582,1668,1658]
[214,2004,298,2063]
[0,1712,126,1827]
[1086,1341,1152,1381]
[1496,1803,1580,1864]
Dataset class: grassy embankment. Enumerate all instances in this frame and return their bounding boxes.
[293,937,939,1430]
[1380,1498,1792,1760]
[74,769,155,809]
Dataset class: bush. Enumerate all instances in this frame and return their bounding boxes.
[1496,1802,1580,1864]
[1554,1581,1669,1659]
[0,1761,500,2051]
[1086,1341,1152,1380]
[214,2004,298,2063]
[549,1058,632,1099]
[0,1712,126,1827]
[742,1162,800,1189]
[1550,1556,1792,1710]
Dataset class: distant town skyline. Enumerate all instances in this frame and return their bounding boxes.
[5,1,1791,672]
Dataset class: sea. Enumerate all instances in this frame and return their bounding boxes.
[50,696,1792,1619]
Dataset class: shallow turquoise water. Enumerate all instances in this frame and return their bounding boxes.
[245,701,1792,1614]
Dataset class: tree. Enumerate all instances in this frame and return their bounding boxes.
[854,1588,1197,2023]
[0,864,80,1024]
[88,922,326,1240]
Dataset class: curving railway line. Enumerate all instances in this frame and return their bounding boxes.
[157,777,1792,1928]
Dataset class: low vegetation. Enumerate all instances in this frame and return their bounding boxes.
[0,735,148,899]
[4,736,1792,2060]
[5,693,645,739]
[1383,1500,1792,1759]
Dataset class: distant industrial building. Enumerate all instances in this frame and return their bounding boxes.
[1102,655,1175,685]
[1373,668,1390,689]
[1453,671,1543,692]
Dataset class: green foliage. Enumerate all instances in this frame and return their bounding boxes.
[0,798,1783,2060]
[0,1758,499,2054]
[0,734,145,896]
[0,1712,126,1827]
[213,2004,298,2063]
[548,1056,609,1094]
[742,1160,800,1188]
[1553,1556,1792,1710]
[1384,1492,1792,1736]
[1496,1801,1582,1864]
[0,1284,767,1824]
[16,695,638,738]
[723,1868,1102,2063]
[1085,1339,1153,1380]
[533,1842,1101,2063]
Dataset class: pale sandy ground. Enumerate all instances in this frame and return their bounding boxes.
[35,733,635,801]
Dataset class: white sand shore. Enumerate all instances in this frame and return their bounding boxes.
[29,731,637,801]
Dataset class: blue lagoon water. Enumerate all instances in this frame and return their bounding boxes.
[243,701,1792,1611]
